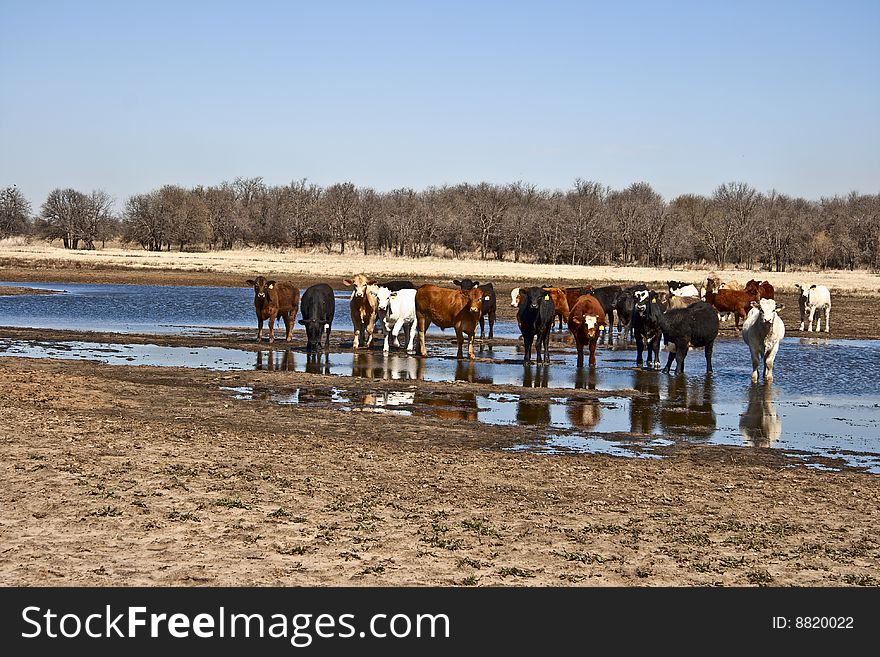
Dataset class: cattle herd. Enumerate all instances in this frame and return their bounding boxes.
[246,274,833,382]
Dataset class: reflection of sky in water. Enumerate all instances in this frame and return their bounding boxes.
[1,331,879,472]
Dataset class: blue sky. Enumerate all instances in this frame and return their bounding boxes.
[1,0,878,210]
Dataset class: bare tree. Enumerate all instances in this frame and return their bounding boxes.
[462,183,507,260]
[564,180,607,265]
[0,185,32,238]
[42,188,91,249]
[323,182,356,253]
[354,187,379,255]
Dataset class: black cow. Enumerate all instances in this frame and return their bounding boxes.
[298,283,336,352]
[632,290,663,369]
[379,280,416,291]
[453,278,496,339]
[645,299,719,374]
[612,283,649,344]
[517,287,556,364]
[584,285,622,343]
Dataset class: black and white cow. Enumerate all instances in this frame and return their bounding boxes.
[632,289,663,369]
[645,299,720,374]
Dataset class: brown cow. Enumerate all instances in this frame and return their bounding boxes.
[704,278,757,328]
[745,279,775,300]
[567,294,607,368]
[415,284,484,359]
[511,286,569,330]
[246,276,300,343]
[564,286,594,312]
[343,274,379,349]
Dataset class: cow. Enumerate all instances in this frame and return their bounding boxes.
[667,281,700,297]
[795,283,831,332]
[567,294,607,368]
[541,286,571,331]
[415,284,484,359]
[378,280,416,291]
[612,284,648,344]
[742,298,785,382]
[342,274,379,350]
[453,279,496,339]
[299,283,335,352]
[632,290,663,369]
[371,285,418,353]
[744,279,775,300]
[656,290,701,310]
[564,286,594,312]
[703,277,757,329]
[245,276,300,344]
[517,287,556,364]
[583,285,623,343]
[644,299,719,374]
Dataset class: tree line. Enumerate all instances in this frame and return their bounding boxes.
[1,179,878,271]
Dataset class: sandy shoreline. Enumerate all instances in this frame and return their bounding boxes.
[2,243,879,294]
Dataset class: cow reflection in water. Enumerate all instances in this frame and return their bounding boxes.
[573,368,598,390]
[516,399,551,425]
[630,369,660,434]
[522,365,549,388]
[659,375,716,439]
[360,390,416,414]
[256,348,296,371]
[454,361,493,385]
[739,384,782,447]
[566,398,602,429]
[305,352,331,376]
[351,352,425,381]
[414,392,478,421]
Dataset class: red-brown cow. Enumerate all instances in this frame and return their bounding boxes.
[246,276,300,343]
[745,279,775,300]
[415,284,484,359]
[567,294,607,368]
[704,278,758,328]
[564,286,594,313]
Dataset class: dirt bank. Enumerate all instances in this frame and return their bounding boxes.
[0,357,878,587]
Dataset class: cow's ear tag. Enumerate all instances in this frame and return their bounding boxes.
[269,284,274,289]
[544,294,550,301]
[484,295,490,301]
[651,298,656,303]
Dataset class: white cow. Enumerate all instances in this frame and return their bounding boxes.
[510,287,523,307]
[795,283,831,332]
[741,298,785,382]
[371,286,418,353]
[670,283,699,297]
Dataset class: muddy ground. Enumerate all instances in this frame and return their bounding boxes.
[0,264,879,586]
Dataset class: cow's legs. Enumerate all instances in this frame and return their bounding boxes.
[750,350,761,382]
[662,347,676,374]
[825,306,830,333]
[764,342,779,381]
[523,330,534,365]
[417,315,429,357]
[807,306,815,332]
[705,340,714,373]
[268,312,278,344]
[365,314,375,348]
[405,320,416,352]
[256,317,264,342]
[391,316,406,348]
[324,324,331,351]
[488,309,495,339]
[467,330,476,359]
[635,332,645,367]
[575,334,585,368]
[282,312,292,342]
[352,320,360,350]
[589,337,597,367]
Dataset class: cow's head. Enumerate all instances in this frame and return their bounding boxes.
[524,286,550,310]
[461,286,484,316]
[298,318,326,351]
[344,274,377,298]
[453,279,479,290]
[373,286,394,311]
[510,288,522,307]
[247,276,276,301]
[751,298,784,326]
[794,283,810,299]
[634,289,654,317]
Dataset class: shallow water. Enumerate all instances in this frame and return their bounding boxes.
[0,280,526,338]
[3,334,875,472]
